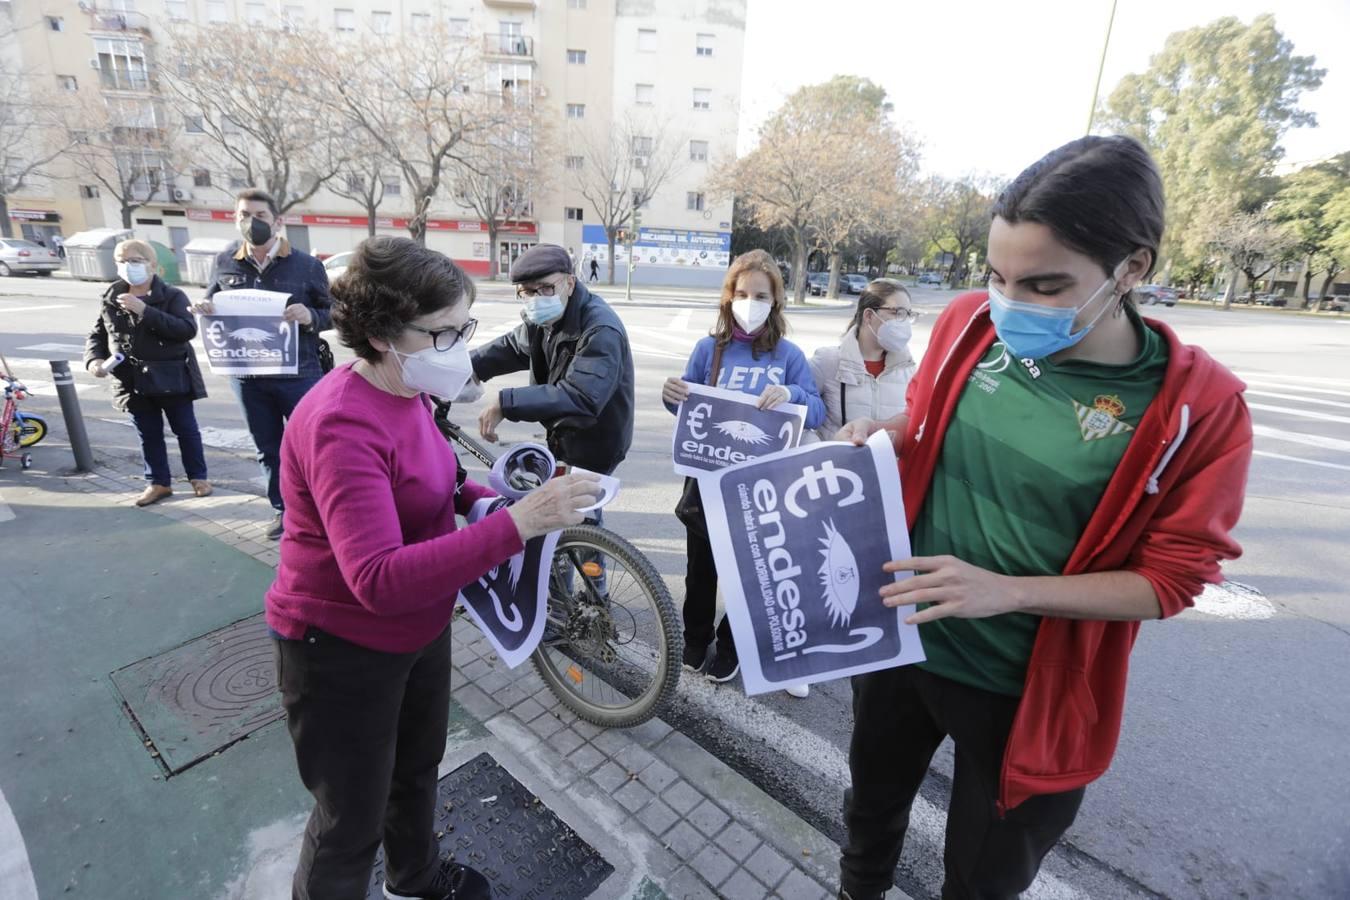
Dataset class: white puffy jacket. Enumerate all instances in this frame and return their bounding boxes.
[808,327,916,441]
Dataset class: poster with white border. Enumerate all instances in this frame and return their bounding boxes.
[700,430,925,695]
[672,383,806,477]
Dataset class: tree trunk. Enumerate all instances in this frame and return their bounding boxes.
[606,231,617,285]
[1300,258,1315,308]
[0,195,13,238]
[487,225,499,280]
[791,231,808,305]
[1318,269,1341,306]
[121,205,134,229]
[1221,266,1237,310]
[827,252,842,299]
[366,202,377,237]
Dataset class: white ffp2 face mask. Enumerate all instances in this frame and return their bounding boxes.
[392,341,473,399]
[731,299,772,333]
[870,318,912,353]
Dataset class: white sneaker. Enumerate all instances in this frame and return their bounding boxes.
[785,683,810,699]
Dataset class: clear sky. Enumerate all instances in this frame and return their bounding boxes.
[736,0,1349,181]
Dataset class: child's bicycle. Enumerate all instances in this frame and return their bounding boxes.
[1,359,48,471]
[433,399,682,728]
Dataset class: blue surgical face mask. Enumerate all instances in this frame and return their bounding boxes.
[522,295,564,326]
[987,261,1126,359]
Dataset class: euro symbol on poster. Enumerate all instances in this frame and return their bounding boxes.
[672,383,806,478]
[686,401,712,440]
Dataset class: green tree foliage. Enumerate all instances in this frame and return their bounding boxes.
[1271,153,1350,305]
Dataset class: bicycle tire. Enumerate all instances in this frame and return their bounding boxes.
[12,413,47,448]
[531,524,682,728]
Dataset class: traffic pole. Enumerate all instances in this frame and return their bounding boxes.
[48,360,95,472]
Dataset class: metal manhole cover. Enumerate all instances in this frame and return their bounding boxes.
[110,613,281,774]
[366,752,614,900]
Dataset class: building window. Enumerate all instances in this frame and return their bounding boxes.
[382,176,400,196]
[229,170,248,189]
[94,37,151,91]
[566,103,585,119]
[692,88,711,110]
[184,114,205,133]
[696,33,714,56]
[448,17,469,38]
[409,12,430,31]
[567,49,586,65]
[346,174,367,193]
[221,115,241,135]
[565,206,584,222]
[632,190,645,210]
[283,5,304,26]
[245,2,267,25]
[372,11,392,34]
[165,0,188,20]
[192,168,212,187]
[632,136,653,156]
[57,75,78,92]
[334,9,355,32]
[567,0,586,7]
[47,16,64,31]
[687,192,706,212]
[207,0,228,24]
[689,140,708,162]
[637,28,657,52]
[634,83,654,105]
[80,185,101,199]
[565,155,583,170]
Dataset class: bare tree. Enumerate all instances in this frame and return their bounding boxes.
[326,131,397,238]
[570,112,686,284]
[453,108,550,279]
[0,65,71,237]
[922,175,998,286]
[310,26,512,246]
[1207,210,1298,308]
[63,94,184,229]
[161,23,343,213]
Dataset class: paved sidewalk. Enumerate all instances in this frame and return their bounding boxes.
[0,465,907,900]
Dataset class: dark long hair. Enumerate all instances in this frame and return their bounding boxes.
[711,249,788,357]
[992,135,1165,306]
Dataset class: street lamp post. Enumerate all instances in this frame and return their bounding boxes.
[1085,0,1119,134]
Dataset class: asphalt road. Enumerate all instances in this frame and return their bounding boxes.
[3,274,1348,899]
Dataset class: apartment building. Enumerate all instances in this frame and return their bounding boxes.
[1,0,745,286]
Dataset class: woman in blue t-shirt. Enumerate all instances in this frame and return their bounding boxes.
[662,249,826,692]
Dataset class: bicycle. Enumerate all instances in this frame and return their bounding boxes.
[432,399,682,728]
[1,359,48,471]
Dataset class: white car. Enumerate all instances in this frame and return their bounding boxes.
[0,239,61,276]
[323,251,354,283]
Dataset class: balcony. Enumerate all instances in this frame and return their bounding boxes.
[98,67,155,92]
[481,0,536,9]
[484,33,533,59]
[87,8,155,36]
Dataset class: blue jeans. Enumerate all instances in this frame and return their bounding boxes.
[130,397,207,487]
[229,376,320,510]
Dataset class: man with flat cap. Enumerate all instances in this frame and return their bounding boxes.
[472,243,636,479]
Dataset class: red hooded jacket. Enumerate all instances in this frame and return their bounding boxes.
[900,292,1252,812]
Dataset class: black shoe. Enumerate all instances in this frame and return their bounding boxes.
[682,640,710,673]
[384,859,492,900]
[706,648,739,684]
[266,512,284,540]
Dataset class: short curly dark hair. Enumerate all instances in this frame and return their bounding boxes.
[330,236,475,363]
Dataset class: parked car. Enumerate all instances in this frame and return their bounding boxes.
[841,274,869,295]
[917,272,943,286]
[322,250,354,283]
[1136,284,1177,306]
[0,239,61,276]
[1319,296,1349,313]
[1252,293,1288,307]
[807,272,830,296]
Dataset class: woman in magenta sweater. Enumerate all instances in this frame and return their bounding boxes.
[266,236,600,900]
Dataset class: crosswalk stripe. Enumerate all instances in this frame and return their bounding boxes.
[1242,380,1350,400]
[1244,388,1350,409]
[1235,371,1350,389]
[1247,402,1350,425]
[1253,449,1350,471]
[1252,424,1350,452]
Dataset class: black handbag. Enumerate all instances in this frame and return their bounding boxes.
[135,359,192,396]
[317,337,335,374]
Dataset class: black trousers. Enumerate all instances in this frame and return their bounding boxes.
[276,625,452,900]
[681,514,734,659]
[840,665,1084,900]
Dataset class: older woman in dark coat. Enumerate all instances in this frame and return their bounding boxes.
[84,238,210,506]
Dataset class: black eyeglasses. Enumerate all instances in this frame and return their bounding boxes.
[406,318,477,351]
[516,277,567,299]
[876,307,921,323]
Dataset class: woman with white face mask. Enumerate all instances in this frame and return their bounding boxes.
[809,279,919,442]
[268,236,600,900]
[84,239,210,506]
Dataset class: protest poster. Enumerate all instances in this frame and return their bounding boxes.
[700,430,925,694]
[672,383,806,478]
[456,497,559,668]
[198,289,299,376]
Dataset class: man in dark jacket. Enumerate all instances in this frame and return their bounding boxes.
[190,188,332,538]
[472,243,635,476]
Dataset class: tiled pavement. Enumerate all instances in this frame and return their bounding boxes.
[63,468,909,900]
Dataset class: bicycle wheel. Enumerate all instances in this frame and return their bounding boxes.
[531,524,682,728]
[12,413,47,448]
